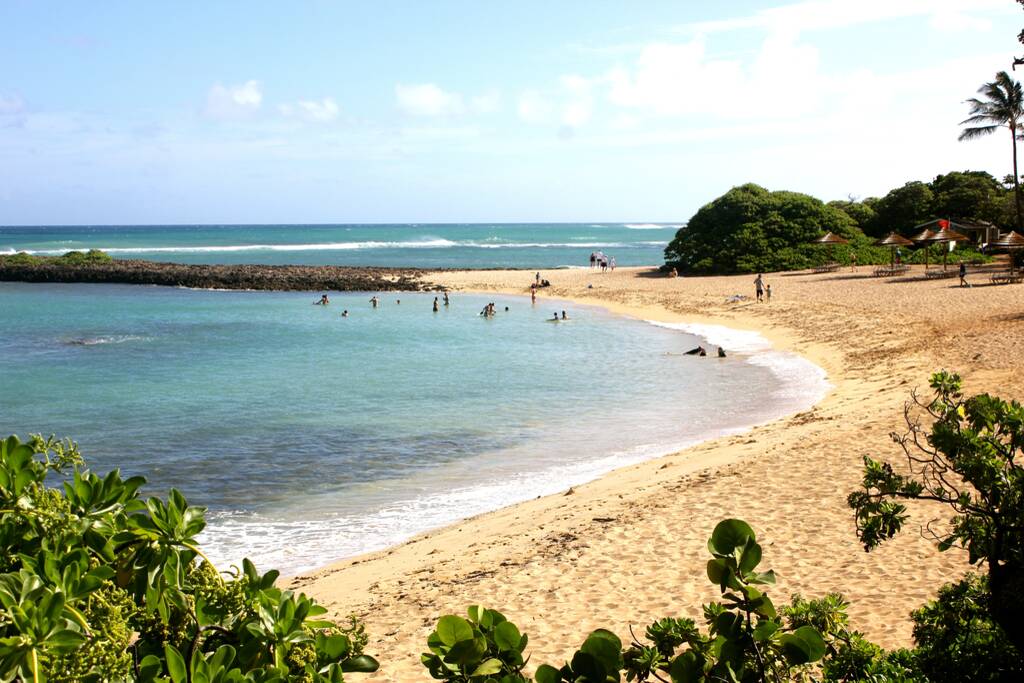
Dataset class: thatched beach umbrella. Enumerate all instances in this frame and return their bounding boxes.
[874,232,914,266]
[987,230,1024,274]
[812,231,849,264]
[926,225,969,270]
[909,227,938,268]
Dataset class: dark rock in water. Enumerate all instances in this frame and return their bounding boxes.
[0,258,440,292]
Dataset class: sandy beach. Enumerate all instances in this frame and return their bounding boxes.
[289,265,1024,681]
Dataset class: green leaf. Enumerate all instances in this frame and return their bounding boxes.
[165,644,188,683]
[471,658,504,677]
[708,519,756,556]
[535,664,563,683]
[341,654,380,673]
[780,626,826,665]
[493,620,522,651]
[436,615,474,646]
[670,651,703,683]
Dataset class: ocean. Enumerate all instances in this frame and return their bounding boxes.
[0,223,828,574]
[0,223,678,269]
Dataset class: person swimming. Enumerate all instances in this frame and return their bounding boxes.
[552,312,559,321]
[341,309,349,317]
[685,346,706,356]
[314,294,330,305]
[370,296,379,308]
[718,347,726,358]
[443,292,450,305]
[561,310,568,320]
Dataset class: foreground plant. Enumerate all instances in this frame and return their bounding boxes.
[848,370,1024,652]
[0,434,378,682]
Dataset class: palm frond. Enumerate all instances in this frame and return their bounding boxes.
[958,125,999,141]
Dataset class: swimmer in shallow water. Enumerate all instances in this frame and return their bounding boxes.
[314,294,330,305]
[433,297,439,312]
[370,296,379,308]
[341,310,349,317]
[718,347,726,358]
[443,292,450,306]
[561,310,569,320]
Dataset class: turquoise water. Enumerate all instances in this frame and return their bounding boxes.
[0,223,676,268]
[0,282,826,573]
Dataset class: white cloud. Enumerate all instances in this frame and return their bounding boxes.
[279,97,340,123]
[395,83,464,116]
[517,90,553,124]
[205,80,262,120]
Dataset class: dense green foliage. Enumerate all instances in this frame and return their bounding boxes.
[910,574,1022,683]
[0,435,378,682]
[665,171,1016,273]
[849,370,1024,653]
[663,184,888,274]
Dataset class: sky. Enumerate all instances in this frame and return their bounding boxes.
[1,0,1022,225]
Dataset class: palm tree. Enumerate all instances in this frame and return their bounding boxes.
[959,71,1024,230]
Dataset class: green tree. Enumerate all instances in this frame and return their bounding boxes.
[866,181,935,236]
[827,199,877,233]
[848,371,1024,653]
[929,171,1009,225]
[664,184,872,274]
[958,71,1024,230]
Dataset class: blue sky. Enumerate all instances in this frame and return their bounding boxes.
[1,0,1021,224]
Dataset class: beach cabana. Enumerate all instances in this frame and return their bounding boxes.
[874,233,914,265]
[908,227,938,268]
[926,224,969,272]
[986,231,1024,283]
[810,232,848,272]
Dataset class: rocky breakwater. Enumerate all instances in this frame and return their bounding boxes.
[0,257,437,291]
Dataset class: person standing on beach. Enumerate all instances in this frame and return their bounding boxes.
[535,272,540,285]
[896,247,902,265]
[850,253,857,271]
[766,284,772,302]
[610,256,616,271]
[959,261,968,287]
[754,274,764,302]
[590,252,596,268]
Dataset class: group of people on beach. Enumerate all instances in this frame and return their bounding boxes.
[589,251,615,271]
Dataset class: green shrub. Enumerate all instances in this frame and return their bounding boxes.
[911,574,1022,683]
[0,251,41,266]
[57,249,114,264]
[0,434,379,682]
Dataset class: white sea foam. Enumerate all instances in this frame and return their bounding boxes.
[10,240,662,255]
[623,223,682,230]
[644,320,830,406]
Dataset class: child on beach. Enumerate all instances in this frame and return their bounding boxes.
[766,284,772,302]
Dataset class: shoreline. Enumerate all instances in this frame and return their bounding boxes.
[285,265,1021,681]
